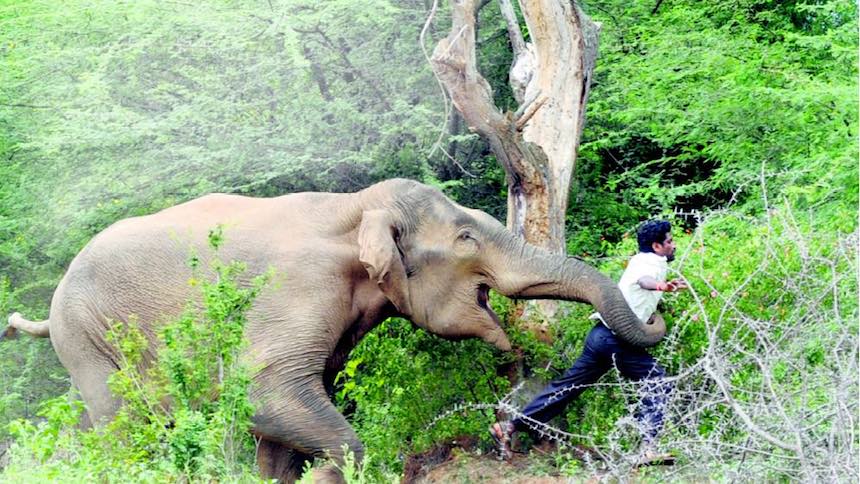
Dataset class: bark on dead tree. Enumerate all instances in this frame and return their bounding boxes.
[430,0,599,256]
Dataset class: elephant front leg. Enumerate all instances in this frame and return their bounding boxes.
[253,384,364,484]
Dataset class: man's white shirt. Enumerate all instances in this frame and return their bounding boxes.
[591,251,669,325]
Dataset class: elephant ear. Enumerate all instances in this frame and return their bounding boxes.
[358,209,413,315]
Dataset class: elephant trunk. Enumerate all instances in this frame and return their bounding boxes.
[491,240,665,347]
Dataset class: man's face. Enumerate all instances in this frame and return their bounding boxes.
[652,231,676,262]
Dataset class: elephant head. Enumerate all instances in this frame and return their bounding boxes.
[356,179,665,349]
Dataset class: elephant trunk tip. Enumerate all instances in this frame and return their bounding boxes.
[483,328,511,351]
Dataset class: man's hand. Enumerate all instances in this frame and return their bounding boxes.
[656,279,688,292]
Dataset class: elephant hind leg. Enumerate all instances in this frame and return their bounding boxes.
[69,362,122,426]
[256,438,311,483]
[51,323,120,426]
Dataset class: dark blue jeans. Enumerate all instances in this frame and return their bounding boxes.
[511,323,671,444]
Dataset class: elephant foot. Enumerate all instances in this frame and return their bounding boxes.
[257,438,310,483]
[311,465,346,484]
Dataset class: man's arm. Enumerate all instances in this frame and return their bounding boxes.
[638,276,688,292]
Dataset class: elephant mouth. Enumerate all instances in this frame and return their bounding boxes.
[476,284,501,325]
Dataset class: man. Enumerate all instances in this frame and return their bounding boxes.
[490,220,687,463]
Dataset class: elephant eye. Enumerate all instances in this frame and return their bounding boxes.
[457,230,474,241]
[454,230,479,257]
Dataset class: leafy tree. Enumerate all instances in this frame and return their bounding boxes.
[571,0,857,251]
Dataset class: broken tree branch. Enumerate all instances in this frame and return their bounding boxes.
[515,94,547,131]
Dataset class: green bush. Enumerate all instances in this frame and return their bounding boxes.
[333,317,509,479]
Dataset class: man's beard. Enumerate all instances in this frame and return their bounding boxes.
[667,253,675,263]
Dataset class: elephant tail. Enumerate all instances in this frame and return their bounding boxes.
[1,312,50,340]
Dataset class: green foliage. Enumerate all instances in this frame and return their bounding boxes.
[333,316,511,478]
[571,0,857,255]
[0,0,856,481]
[331,293,564,479]
[6,394,84,464]
[1,230,270,482]
[297,444,399,484]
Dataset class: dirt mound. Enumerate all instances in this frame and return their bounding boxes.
[405,438,595,483]
[412,450,571,484]
[404,441,672,483]
[402,435,478,483]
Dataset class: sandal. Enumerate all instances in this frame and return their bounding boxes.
[488,421,514,460]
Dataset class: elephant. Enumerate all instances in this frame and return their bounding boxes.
[6,178,664,481]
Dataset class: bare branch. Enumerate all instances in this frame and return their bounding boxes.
[498,0,526,61]
[0,103,56,109]
[419,0,454,159]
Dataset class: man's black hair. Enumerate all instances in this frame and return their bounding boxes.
[637,220,671,253]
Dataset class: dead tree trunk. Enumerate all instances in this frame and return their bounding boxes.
[431,0,598,253]
[431,0,599,320]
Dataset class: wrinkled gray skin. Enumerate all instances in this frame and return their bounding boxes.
[7,179,664,482]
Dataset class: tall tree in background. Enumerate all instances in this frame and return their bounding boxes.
[431,0,599,255]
